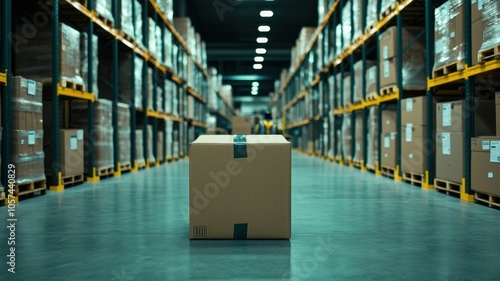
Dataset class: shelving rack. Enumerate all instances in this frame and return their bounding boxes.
[272,0,500,202]
[1,0,233,194]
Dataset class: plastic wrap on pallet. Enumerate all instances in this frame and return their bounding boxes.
[95,0,114,23]
[15,23,84,87]
[156,86,164,112]
[80,33,99,98]
[155,24,163,61]
[335,24,343,57]
[157,131,164,162]
[343,74,351,107]
[135,57,144,109]
[70,99,114,171]
[318,0,326,25]
[147,125,156,163]
[480,0,500,56]
[352,0,363,40]
[118,103,131,166]
[135,130,146,166]
[402,57,427,89]
[12,152,45,185]
[448,0,464,64]
[366,0,378,30]
[328,111,334,158]
[166,120,173,158]
[147,67,153,109]
[342,113,352,161]
[380,0,394,17]
[164,30,173,68]
[366,106,379,169]
[148,18,157,57]
[342,2,352,50]
[120,0,134,37]
[366,65,377,96]
[434,1,451,70]
[134,0,143,46]
[353,111,363,162]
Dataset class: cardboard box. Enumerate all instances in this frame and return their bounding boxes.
[402,96,427,126]
[232,116,253,135]
[380,56,426,89]
[436,99,496,135]
[382,108,397,133]
[379,26,426,60]
[366,65,377,96]
[189,135,291,239]
[496,93,500,136]
[448,1,464,62]
[60,129,84,176]
[401,124,427,174]
[157,131,164,162]
[342,114,352,160]
[436,132,464,183]
[471,137,500,196]
[353,112,364,162]
[381,132,397,168]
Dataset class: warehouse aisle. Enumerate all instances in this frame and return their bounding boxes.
[2,153,500,280]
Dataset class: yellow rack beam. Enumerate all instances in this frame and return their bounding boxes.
[0,72,6,85]
[57,85,95,101]
[287,119,311,130]
[187,87,207,104]
[192,121,208,129]
[428,59,500,89]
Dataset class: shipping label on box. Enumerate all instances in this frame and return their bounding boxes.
[442,132,451,155]
[491,141,500,163]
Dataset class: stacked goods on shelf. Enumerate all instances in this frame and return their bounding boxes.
[135,129,146,167]
[146,125,156,163]
[180,121,189,156]
[118,103,132,168]
[366,0,378,29]
[12,77,45,186]
[58,130,84,177]
[401,96,431,175]
[342,113,352,161]
[119,0,134,37]
[379,0,395,16]
[134,0,143,46]
[232,116,253,135]
[118,55,143,109]
[379,26,426,89]
[353,111,363,163]
[206,115,217,134]
[352,0,363,40]
[174,17,209,79]
[156,86,164,112]
[187,96,195,119]
[95,0,114,23]
[290,27,316,71]
[478,0,500,63]
[322,116,329,157]
[472,0,484,65]
[15,23,84,88]
[381,106,397,169]
[164,27,173,68]
[341,2,352,51]
[353,60,375,103]
[342,74,351,108]
[366,106,379,170]
[317,0,328,24]
[165,80,178,114]
[173,84,180,116]
[166,119,174,159]
[436,99,496,184]
[147,67,154,109]
[157,131,164,162]
[71,99,114,173]
[335,23,342,57]
[433,0,465,73]
[220,85,233,109]
[366,65,378,98]
[80,33,99,97]
[173,127,180,158]
[157,0,174,22]
[207,68,219,109]
[148,18,159,59]
[471,136,500,198]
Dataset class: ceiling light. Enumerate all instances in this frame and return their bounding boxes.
[253,63,263,70]
[252,86,259,91]
[254,56,264,62]
[260,10,274,17]
[257,37,268,43]
[256,48,266,54]
[251,91,258,95]
[258,25,271,32]
[252,82,259,87]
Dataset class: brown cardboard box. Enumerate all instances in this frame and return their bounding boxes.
[402,96,427,126]
[496,93,500,136]
[381,132,397,168]
[471,137,500,196]
[401,124,427,174]
[189,135,291,239]
[366,65,377,96]
[382,108,397,133]
[472,0,483,22]
[232,116,253,135]
[157,132,164,162]
[448,1,464,62]
[60,129,84,176]
[436,132,464,183]
[353,112,364,162]
[436,99,496,135]
[379,27,426,60]
[471,0,483,65]
[343,114,352,160]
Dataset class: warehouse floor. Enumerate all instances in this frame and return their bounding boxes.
[2,153,500,280]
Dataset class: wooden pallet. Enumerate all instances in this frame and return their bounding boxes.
[137,160,146,170]
[403,171,424,187]
[352,160,363,169]
[48,174,85,187]
[16,179,47,197]
[381,165,395,178]
[351,99,364,106]
[381,2,397,18]
[118,30,135,44]
[96,167,114,178]
[434,178,461,197]
[432,60,465,78]
[365,22,377,34]
[120,163,132,173]
[380,85,398,96]
[478,44,500,63]
[474,192,500,209]
[366,164,376,173]
[60,79,85,92]
[95,12,114,28]
[366,93,378,101]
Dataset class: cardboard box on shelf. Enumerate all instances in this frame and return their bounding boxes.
[436,99,496,135]
[436,132,464,183]
[157,131,164,162]
[353,112,364,162]
[401,124,427,174]
[471,137,500,196]
[381,132,397,168]
[189,135,291,239]
[232,116,253,135]
[342,114,352,160]
[402,96,429,126]
[60,129,84,177]
[448,1,464,63]
[379,26,426,61]
[382,108,397,133]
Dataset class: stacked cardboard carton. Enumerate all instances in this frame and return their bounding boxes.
[133,0,143,46]
[342,74,351,107]
[118,55,143,109]
[472,0,484,65]
[135,129,146,167]
[353,60,375,103]
[95,0,114,23]
[366,106,379,169]
[71,99,114,173]
[59,130,84,177]
[379,27,426,90]
[146,125,156,163]
[118,103,132,167]
[479,0,500,63]
[434,0,465,71]
[381,107,397,169]
[232,116,253,135]
[80,32,99,97]
[16,23,84,87]
[366,66,378,97]
[120,0,134,37]
[436,99,496,183]
[471,93,500,197]
[12,77,45,185]
[342,114,352,161]
[341,2,352,51]
[353,111,364,163]
[157,131,164,162]
[166,119,174,159]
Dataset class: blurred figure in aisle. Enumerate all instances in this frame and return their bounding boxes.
[254,111,279,134]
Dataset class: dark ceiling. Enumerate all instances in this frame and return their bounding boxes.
[175,0,318,97]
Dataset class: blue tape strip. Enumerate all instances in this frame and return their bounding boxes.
[233,135,248,159]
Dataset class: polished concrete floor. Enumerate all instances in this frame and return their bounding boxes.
[1,153,500,280]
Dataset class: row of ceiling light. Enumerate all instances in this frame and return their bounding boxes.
[252,10,273,95]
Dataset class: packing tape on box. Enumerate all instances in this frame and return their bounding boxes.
[233,135,248,159]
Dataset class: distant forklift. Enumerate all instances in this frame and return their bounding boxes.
[254,111,279,134]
